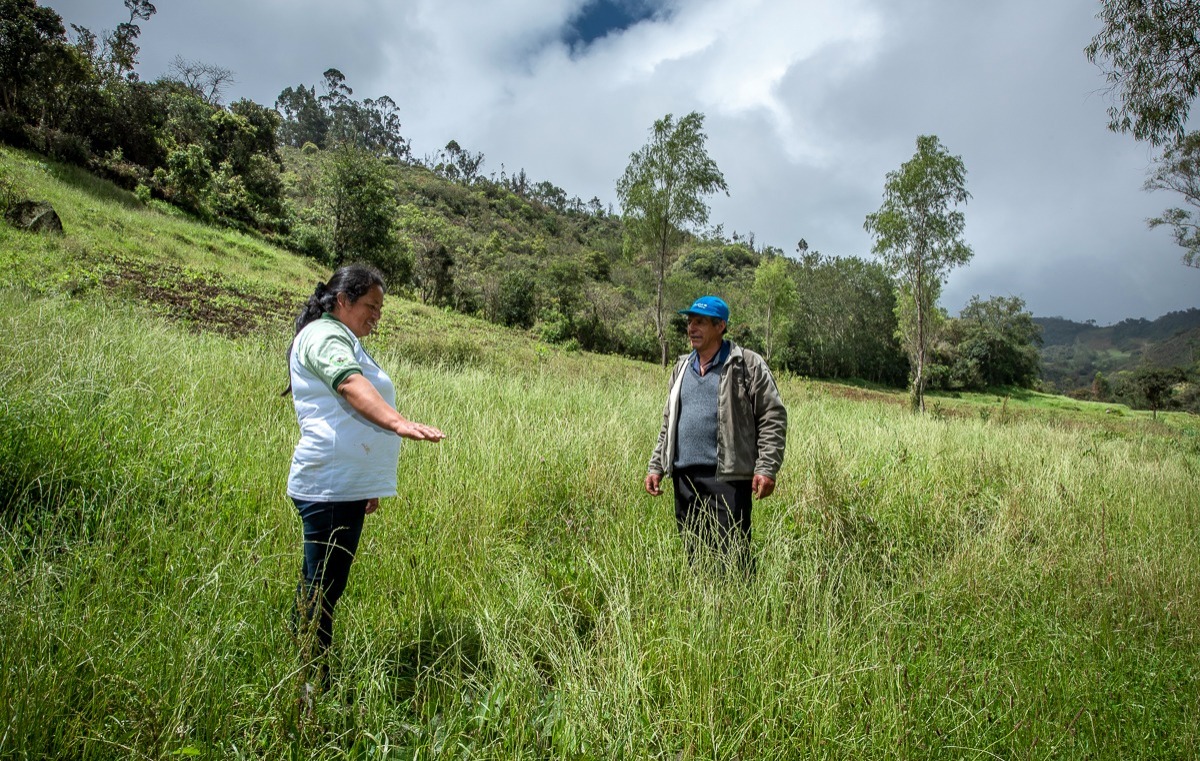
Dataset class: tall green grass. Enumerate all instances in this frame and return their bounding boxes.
[2,290,1198,759]
[3,144,1199,758]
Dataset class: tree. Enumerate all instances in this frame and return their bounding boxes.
[0,0,61,113]
[435,139,484,184]
[104,0,157,82]
[496,269,538,329]
[412,235,453,304]
[1085,0,1200,146]
[359,95,409,160]
[752,255,798,363]
[321,144,396,270]
[864,135,973,411]
[1145,130,1200,267]
[166,55,234,106]
[616,111,728,366]
[153,142,212,216]
[672,240,756,282]
[937,295,1043,390]
[276,72,409,159]
[1086,2,1200,270]
[319,68,362,149]
[789,250,906,384]
[1120,365,1187,418]
[276,84,329,148]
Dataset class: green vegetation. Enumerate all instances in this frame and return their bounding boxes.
[864,134,973,412]
[3,125,1200,760]
[1038,310,1200,412]
[7,0,1199,412]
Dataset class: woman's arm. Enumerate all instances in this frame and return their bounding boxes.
[337,373,446,441]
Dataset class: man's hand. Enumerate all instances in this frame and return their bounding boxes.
[752,474,776,499]
[365,497,380,515]
[644,472,663,496]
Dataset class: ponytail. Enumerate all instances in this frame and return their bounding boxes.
[282,264,387,396]
[293,280,336,336]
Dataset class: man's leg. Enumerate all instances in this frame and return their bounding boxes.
[673,468,753,572]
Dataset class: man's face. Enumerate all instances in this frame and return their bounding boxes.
[686,314,725,355]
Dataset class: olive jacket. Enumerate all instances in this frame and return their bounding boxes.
[648,342,787,481]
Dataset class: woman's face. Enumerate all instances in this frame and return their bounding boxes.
[333,284,384,338]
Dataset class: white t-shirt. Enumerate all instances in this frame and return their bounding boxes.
[286,315,402,501]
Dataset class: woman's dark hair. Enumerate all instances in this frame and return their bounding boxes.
[293,263,387,336]
[282,263,386,395]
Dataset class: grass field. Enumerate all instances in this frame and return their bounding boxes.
[2,146,1199,759]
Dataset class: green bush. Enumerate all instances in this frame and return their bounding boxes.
[0,161,28,215]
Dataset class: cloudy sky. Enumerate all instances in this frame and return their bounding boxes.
[44,0,1200,324]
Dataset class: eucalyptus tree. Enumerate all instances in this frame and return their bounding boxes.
[276,83,329,148]
[617,111,727,366]
[752,255,798,363]
[1086,1,1200,270]
[1144,128,1200,267]
[105,0,157,82]
[864,135,972,411]
[1086,0,1200,146]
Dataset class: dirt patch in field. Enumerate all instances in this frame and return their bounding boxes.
[101,260,301,337]
[821,383,906,407]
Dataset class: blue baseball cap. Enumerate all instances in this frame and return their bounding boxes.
[679,295,730,322]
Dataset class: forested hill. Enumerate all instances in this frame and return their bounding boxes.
[1037,310,1200,393]
[1037,309,1200,349]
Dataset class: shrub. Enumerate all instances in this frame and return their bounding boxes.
[28,127,91,166]
[496,269,537,329]
[0,162,28,216]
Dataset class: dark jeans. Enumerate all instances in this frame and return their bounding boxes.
[672,466,754,575]
[293,498,367,662]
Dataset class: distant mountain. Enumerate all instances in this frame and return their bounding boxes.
[1036,309,1200,392]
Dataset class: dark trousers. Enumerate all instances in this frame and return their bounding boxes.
[672,466,754,574]
[293,498,367,662]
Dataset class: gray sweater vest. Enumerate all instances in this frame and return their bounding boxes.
[673,367,720,469]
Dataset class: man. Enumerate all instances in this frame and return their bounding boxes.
[645,295,787,571]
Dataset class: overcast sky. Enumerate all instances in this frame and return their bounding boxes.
[44,0,1200,324]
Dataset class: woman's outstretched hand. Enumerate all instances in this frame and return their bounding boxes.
[394,420,446,442]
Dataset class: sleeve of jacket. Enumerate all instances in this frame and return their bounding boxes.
[647,359,683,474]
[749,355,787,478]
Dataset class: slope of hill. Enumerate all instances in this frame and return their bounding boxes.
[0,145,617,372]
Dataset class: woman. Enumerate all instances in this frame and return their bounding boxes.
[285,263,445,677]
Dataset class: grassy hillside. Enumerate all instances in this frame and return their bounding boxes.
[3,147,1200,759]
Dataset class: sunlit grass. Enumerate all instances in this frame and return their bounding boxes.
[2,292,1198,759]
